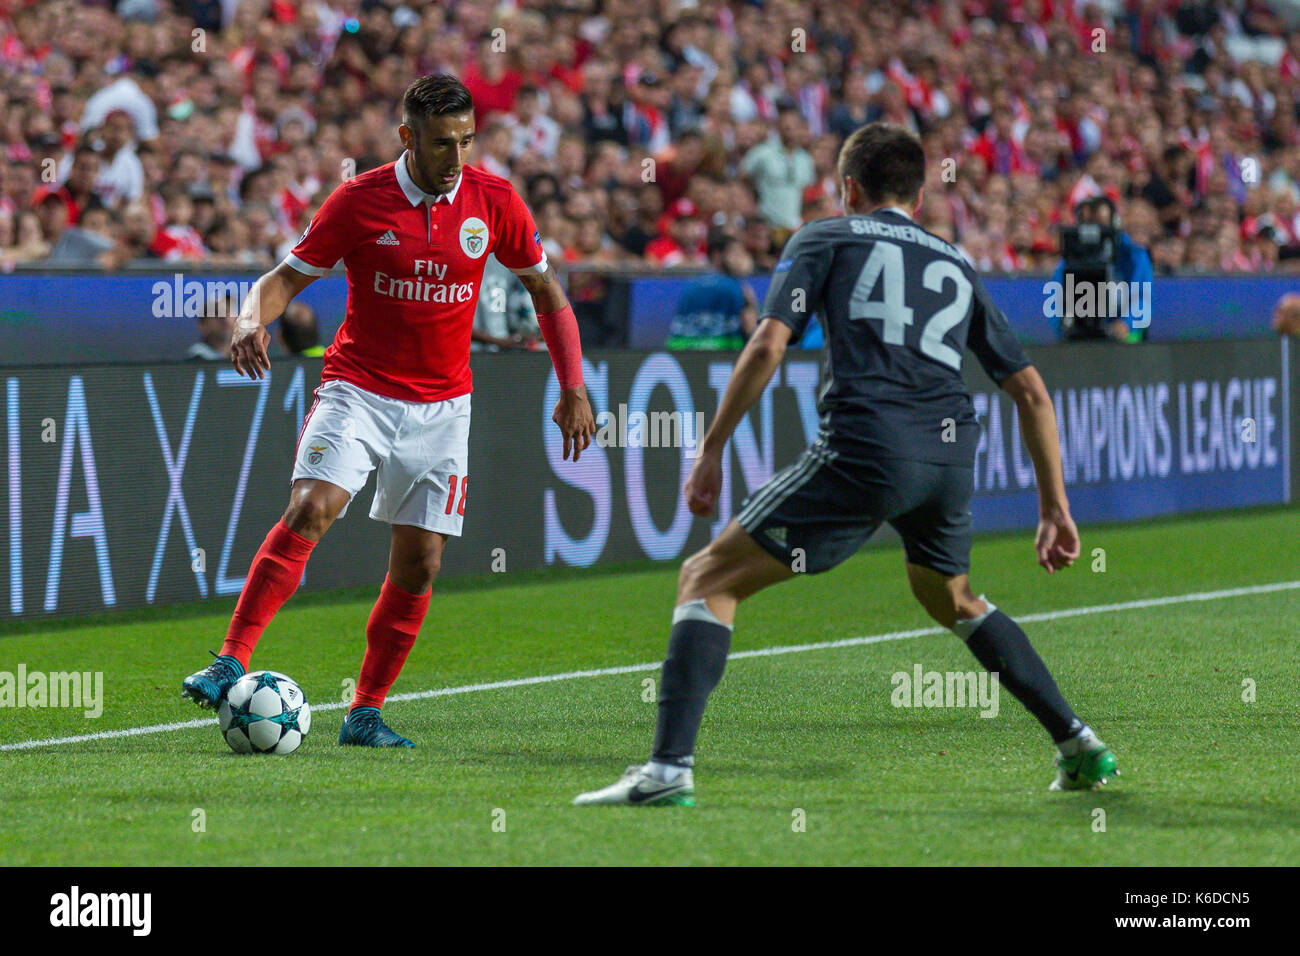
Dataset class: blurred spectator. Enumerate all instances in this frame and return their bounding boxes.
[1273,293,1300,337]
[33,190,70,246]
[91,110,145,208]
[507,85,560,159]
[0,0,1297,278]
[148,187,206,262]
[0,210,51,269]
[740,106,815,231]
[1049,196,1154,343]
[461,35,522,123]
[472,254,540,351]
[35,144,101,228]
[185,293,238,361]
[645,198,707,267]
[104,200,160,268]
[665,231,757,350]
[612,188,663,258]
[44,201,115,267]
[278,301,325,357]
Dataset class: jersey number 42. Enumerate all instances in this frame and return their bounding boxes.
[848,242,971,371]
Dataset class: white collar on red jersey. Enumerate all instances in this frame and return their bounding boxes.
[395,150,462,206]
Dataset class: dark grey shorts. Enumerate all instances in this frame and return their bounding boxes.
[736,438,974,577]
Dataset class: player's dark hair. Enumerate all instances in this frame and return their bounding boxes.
[838,122,926,205]
[402,74,474,126]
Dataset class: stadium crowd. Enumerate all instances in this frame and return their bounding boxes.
[2,0,1300,277]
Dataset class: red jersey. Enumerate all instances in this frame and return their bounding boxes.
[285,154,547,402]
[150,224,206,261]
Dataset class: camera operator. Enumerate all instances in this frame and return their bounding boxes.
[1049,196,1153,344]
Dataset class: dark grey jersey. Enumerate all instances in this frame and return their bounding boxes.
[762,208,1031,464]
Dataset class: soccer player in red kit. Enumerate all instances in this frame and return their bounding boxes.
[182,75,596,747]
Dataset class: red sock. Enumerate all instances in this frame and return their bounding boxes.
[219,520,315,669]
[352,576,430,711]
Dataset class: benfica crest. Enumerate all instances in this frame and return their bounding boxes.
[459,217,488,258]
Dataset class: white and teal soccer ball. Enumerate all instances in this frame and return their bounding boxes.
[217,671,311,755]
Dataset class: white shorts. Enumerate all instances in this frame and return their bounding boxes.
[291,379,471,536]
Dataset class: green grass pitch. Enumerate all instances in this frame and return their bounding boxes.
[2,506,1297,865]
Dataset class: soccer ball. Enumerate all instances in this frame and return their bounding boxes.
[217,671,312,755]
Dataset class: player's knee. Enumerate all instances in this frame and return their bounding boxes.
[677,547,719,601]
[677,549,706,593]
[915,595,958,630]
[283,494,336,539]
[907,579,949,627]
[394,549,441,591]
[953,595,986,623]
[416,550,442,583]
[909,588,967,630]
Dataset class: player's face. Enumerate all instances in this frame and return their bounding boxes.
[401,112,476,194]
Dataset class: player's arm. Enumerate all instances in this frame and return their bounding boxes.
[518,264,596,461]
[232,183,353,378]
[684,224,827,515]
[685,318,792,517]
[999,365,1079,574]
[740,285,759,337]
[231,261,319,380]
[968,273,1078,573]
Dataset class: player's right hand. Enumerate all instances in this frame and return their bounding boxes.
[553,386,596,462]
[684,451,723,517]
[1035,510,1080,574]
[231,323,271,379]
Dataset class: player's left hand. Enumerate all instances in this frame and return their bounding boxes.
[553,386,596,462]
[231,322,271,379]
[1035,510,1080,574]
[684,450,723,517]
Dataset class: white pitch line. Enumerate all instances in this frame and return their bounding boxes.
[3,578,1297,753]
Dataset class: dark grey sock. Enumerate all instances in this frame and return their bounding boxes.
[960,608,1080,743]
[651,603,733,765]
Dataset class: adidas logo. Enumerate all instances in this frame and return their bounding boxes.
[376,230,400,246]
[766,526,788,547]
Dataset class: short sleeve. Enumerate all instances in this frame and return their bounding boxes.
[283,185,355,276]
[493,186,548,275]
[760,223,833,339]
[967,273,1031,382]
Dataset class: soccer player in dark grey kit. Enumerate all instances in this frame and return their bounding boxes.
[575,123,1118,806]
